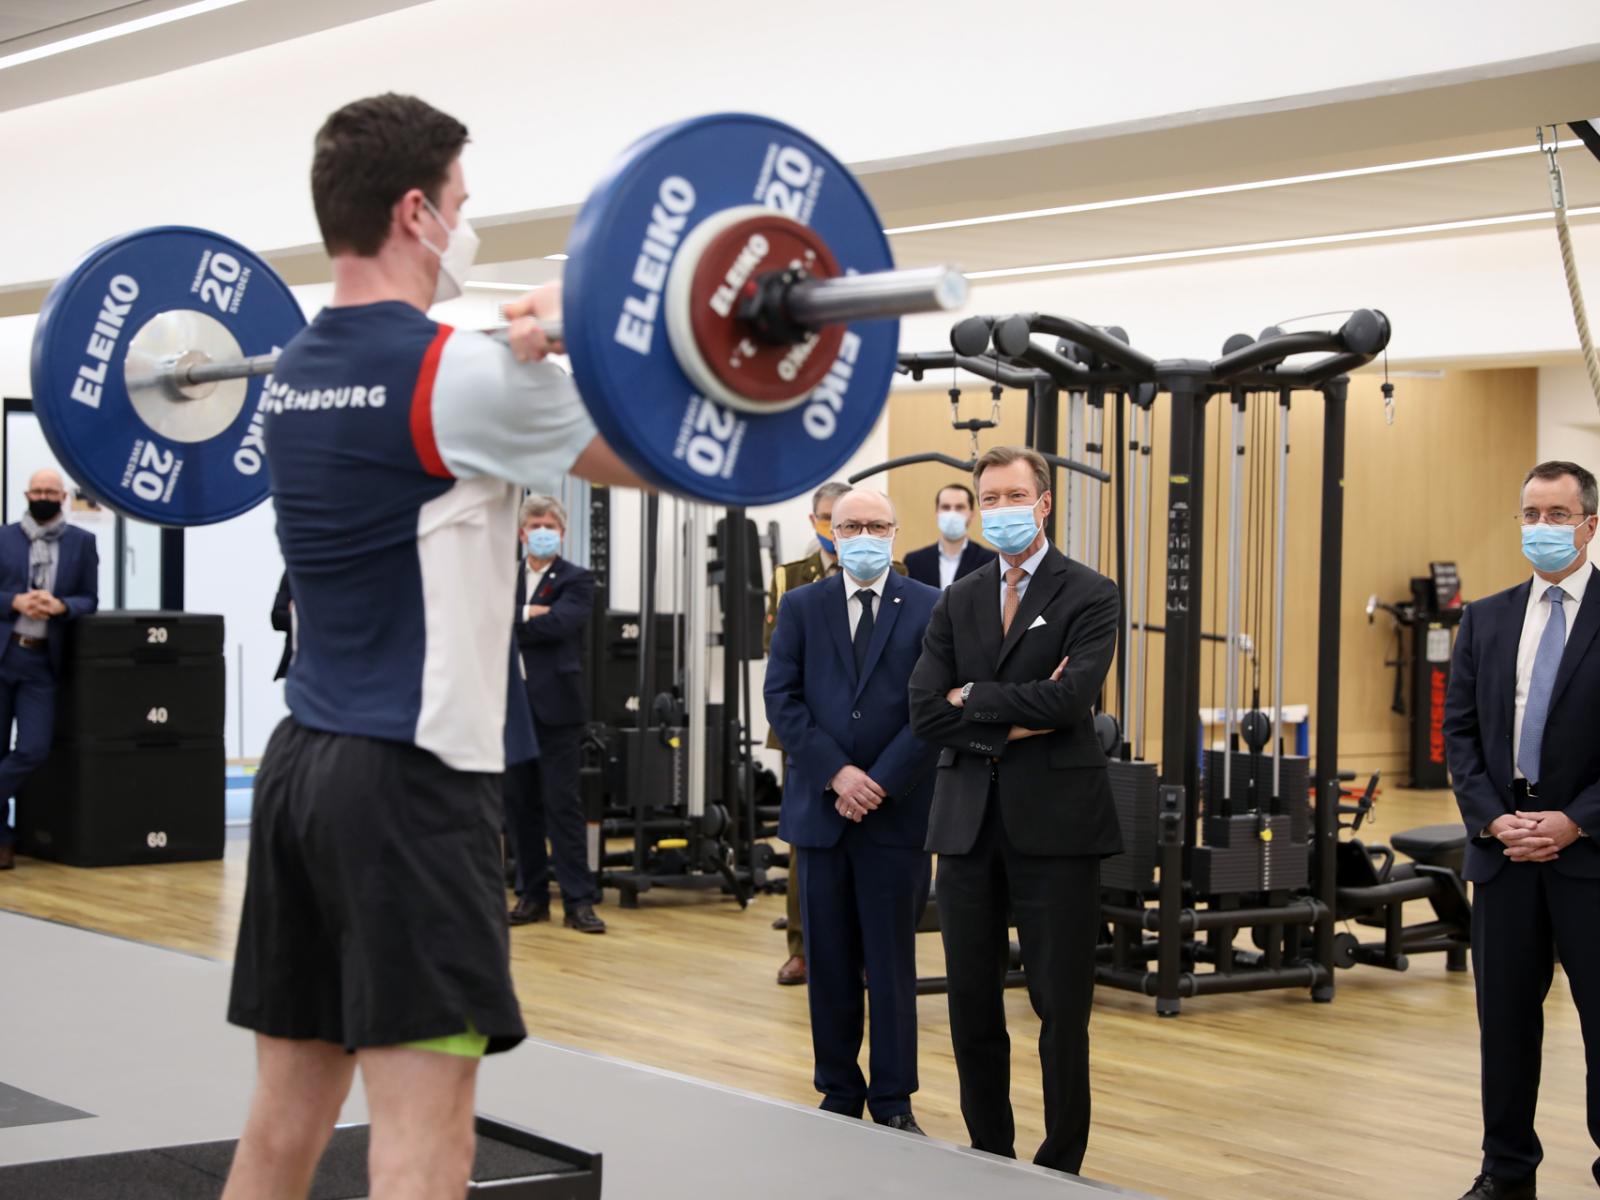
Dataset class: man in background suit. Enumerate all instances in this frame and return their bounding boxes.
[1445,460,1600,1200]
[909,445,1120,1176]
[507,495,603,934]
[905,483,995,590]
[0,468,99,870]
[271,572,294,681]
[764,488,940,1133]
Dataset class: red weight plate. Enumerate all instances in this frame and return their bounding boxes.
[685,213,845,408]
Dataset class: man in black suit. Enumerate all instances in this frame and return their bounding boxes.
[0,468,100,871]
[904,483,995,591]
[1445,459,1600,1200]
[507,495,603,934]
[909,445,1120,1176]
[270,572,294,681]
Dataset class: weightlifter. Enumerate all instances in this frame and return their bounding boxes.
[221,93,643,1200]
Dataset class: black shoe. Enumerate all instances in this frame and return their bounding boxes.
[0,843,13,870]
[1459,1173,1536,1200]
[508,896,550,926]
[877,1113,925,1136]
[564,904,607,934]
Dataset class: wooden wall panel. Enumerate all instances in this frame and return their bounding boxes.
[885,368,1537,781]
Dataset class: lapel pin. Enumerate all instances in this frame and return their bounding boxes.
[893,596,902,604]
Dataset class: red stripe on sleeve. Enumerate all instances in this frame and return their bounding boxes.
[410,324,455,478]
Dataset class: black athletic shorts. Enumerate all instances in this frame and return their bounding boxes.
[227,717,526,1054]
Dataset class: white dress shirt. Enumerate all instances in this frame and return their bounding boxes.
[938,541,966,590]
[522,558,555,620]
[1512,564,1590,779]
[997,540,1051,614]
[846,571,889,638]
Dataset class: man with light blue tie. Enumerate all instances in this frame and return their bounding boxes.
[1445,460,1600,1200]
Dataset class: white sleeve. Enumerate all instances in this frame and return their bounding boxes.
[429,330,598,493]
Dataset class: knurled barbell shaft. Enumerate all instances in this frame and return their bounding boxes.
[170,266,961,390]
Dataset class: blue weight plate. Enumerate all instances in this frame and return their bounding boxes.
[30,226,306,525]
[563,113,895,505]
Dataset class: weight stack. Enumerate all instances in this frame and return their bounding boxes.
[1202,748,1310,844]
[1101,759,1161,891]
[1192,813,1307,895]
[595,611,682,726]
[17,611,225,867]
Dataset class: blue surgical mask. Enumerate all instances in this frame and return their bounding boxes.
[525,527,561,559]
[1522,522,1584,573]
[937,511,968,541]
[981,500,1042,555]
[837,534,893,581]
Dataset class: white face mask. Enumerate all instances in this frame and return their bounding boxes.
[420,196,479,304]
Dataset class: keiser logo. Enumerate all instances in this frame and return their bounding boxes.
[614,177,696,355]
[69,274,139,408]
[1428,667,1447,764]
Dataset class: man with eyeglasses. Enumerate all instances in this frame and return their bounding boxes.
[1445,459,1600,1200]
[0,468,99,870]
[763,488,940,1134]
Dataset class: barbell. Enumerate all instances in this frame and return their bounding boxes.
[28,113,968,524]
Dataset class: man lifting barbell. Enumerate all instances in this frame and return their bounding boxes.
[217,94,641,1200]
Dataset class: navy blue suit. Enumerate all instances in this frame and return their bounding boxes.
[0,523,99,844]
[506,555,597,908]
[763,569,939,1120]
[904,540,995,590]
[1445,564,1600,1183]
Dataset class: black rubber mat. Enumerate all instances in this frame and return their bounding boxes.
[0,1122,579,1199]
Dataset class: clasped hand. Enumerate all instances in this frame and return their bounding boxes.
[11,590,64,620]
[830,764,884,823]
[1488,810,1582,862]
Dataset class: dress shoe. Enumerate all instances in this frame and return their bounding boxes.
[564,904,606,934]
[508,896,550,926]
[877,1113,925,1136]
[776,954,806,986]
[0,843,13,870]
[1458,1173,1536,1200]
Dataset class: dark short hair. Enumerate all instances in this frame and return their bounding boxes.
[312,94,469,257]
[973,445,1050,501]
[1523,460,1598,515]
[935,483,975,510]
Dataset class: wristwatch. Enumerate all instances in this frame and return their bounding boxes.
[960,682,974,705]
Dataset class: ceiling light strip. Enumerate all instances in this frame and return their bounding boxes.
[885,141,1585,237]
[963,206,1600,281]
[0,0,249,71]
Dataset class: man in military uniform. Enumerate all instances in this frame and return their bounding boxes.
[764,482,908,985]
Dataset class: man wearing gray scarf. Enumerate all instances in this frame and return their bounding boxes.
[0,468,99,869]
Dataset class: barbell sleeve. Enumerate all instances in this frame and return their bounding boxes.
[785,266,967,325]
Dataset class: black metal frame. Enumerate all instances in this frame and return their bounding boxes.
[914,309,1391,1014]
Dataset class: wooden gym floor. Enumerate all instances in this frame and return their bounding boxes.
[2,786,1595,1199]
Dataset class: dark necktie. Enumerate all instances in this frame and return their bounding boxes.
[853,590,875,674]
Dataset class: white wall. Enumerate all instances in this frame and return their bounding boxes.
[2,0,1597,287]
[1538,363,1600,471]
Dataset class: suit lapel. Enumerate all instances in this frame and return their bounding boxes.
[854,572,904,700]
[968,559,1003,668]
[997,548,1067,670]
[1549,564,1600,711]
[1495,580,1533,731]
[820,574,854,680]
